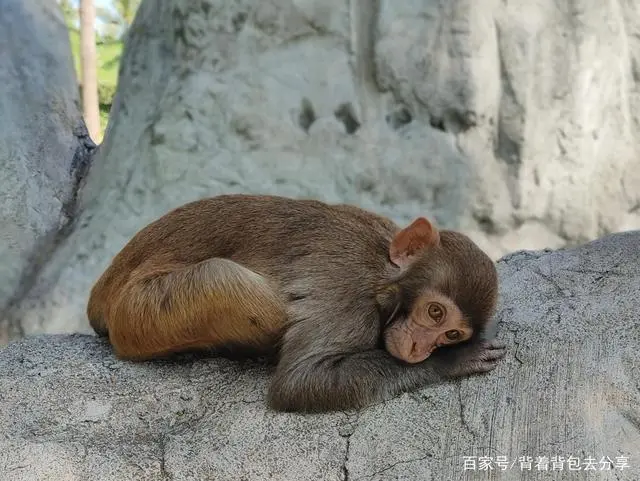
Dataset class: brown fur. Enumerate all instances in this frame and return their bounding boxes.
[88,194,503,412]
[88,195,396,355]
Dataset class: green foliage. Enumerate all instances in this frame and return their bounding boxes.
[68,30,122,87]
[99,106,111,136]
[58,0,78,31]
[67,29,122,137]
[97,0,142,40]
[98,83,117,106]
[59,0,141,139]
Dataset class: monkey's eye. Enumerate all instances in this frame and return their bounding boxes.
[445,330,461,341]
[427,303,445,321]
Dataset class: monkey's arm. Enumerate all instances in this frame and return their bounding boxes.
[268,333,505,413]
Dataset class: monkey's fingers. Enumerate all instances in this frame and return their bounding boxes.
[469,359,502,375]
[445,341,506,377]
[476,342,507,361]
[482,338,507,351]
[453,357,503,377]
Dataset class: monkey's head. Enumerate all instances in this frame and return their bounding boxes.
[378,217,498,364]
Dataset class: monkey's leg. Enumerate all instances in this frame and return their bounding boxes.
[87,275,110,336]
[107,258,287,360]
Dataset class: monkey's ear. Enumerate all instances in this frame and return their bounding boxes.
[389,217,440,268]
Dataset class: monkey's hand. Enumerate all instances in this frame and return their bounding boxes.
[432,339,506,378]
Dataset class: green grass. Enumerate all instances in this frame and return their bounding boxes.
[68,29,123,140]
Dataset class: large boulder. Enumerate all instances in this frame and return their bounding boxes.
[0,0,94,341]
[8,0,640,335]
[1,232,638,481]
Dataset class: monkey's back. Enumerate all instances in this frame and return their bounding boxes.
[88,195,399,328]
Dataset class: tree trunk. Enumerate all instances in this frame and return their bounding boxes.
[79,0,100,141]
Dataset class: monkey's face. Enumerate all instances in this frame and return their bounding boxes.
[383,215,496,364]
[383,289,473,364]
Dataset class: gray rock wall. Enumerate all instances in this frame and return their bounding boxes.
[0,0,94,341]
[4,1,640,337]
[1,232,638,481]
[2,3,638,478]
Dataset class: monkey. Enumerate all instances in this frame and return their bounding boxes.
[87,194,505,413]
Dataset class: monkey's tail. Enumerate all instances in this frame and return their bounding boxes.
[106,257,287,360]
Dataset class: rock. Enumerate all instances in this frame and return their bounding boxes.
[1,232,638,480]
[8,0,640,335]
[0,0,94,339]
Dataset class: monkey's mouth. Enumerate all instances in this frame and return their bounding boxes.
[385,329,436,363]
[407,340,435,363]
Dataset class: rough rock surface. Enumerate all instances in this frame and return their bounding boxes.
[1,232,638,481]
[9,0,640,335]
[0,0,94,340]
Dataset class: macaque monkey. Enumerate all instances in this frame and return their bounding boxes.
[88,195,505,412]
